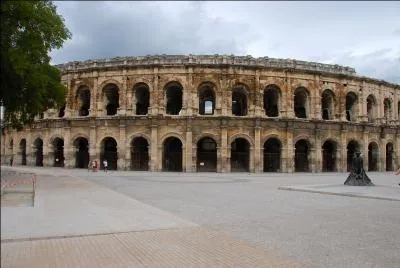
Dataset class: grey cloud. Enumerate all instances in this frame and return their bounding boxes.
[51,2,250,64]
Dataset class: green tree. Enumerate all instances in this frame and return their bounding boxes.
[0,0,71,130]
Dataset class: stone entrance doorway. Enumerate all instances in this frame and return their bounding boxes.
[231,138,250,172]
[295,139,310,172]
[263,138,281,172]
[197,137,217,172]
[74,138,89,169]
[101,137,118,170]
[131,137,149,171]
[163,137,182,171]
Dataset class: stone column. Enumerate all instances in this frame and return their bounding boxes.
[254,126,262,173]
[89,124,97,162]
[186,68,194,116]
[285,126,294,173]
[358,87,367,122]
[150,123,158,171]
[185,130,193,172]
[118,123,126,170]
[220,125,228,172]
[310,147,316,173]
[118,70,127,116]
[340,129,347,172]
[64,127,73,168]
[315,131,322,172]
[151,69,159,115]
[379,138,386,171]
[363,132,369,170]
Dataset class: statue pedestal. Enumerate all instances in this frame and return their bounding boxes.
[344,171,374,186]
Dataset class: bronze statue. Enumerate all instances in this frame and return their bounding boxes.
[344,152,374,186]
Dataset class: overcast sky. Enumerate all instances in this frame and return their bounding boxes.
[51,1,400,84]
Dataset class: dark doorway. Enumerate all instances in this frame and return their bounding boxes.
[263,138,281,172]
[163,137,183,171]
[197,137,217,172]
[368,142,378,171]
[232,90,247,116]
[34,138,43,167]
[264,85,280,117]
[231,138,250,172]
[101,137,118,170]
[199,84,215,115]
[19,139,27,165]
[347,140,360,172]
[74,138,89,169]
[77,86,91,116]
[165,82,183,115]
[321,90,334,120]
[131,137,149,171]
[53,138,64,167]
[322,140,336,171]
[104,84,119,116]
[134,83,150,115]
[295,139,309,172]
[294,88,309,118]
[345,92,357,121]
[386,143,394,171]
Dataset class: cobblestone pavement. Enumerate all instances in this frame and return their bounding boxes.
[2,166,400,267]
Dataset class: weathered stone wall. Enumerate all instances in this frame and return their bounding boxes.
[2,55,399,173]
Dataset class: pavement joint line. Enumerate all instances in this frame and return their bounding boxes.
[1,226,201,244]
[278,186,400,202]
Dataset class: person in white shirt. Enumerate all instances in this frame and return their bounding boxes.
[103,159,108,172]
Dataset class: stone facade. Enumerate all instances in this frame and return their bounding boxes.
[1,55,400,172]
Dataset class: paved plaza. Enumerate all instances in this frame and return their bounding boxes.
[1,166,400,267]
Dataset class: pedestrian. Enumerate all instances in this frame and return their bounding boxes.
[103,159,108,172]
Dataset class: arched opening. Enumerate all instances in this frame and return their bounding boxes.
[367,95,376,123]
[295,139,310,172]
[197,137,217,172]
[52,138,64,167]
[76,86,91,116]
[232,84,248,116]
[130,137,149,171]
[163,137,182,171]
[386,143,394,171]
[294,87,309,119]
[263,138,281,172]
[34,138,43,167]
[347,140,360,172]
[58,104,65,118]
[133,83,150,115]
[100,137,118,170]
[74,137,89,169]
[19,139,27,165]
[231,138,250,172]
[198,83,216,115]
[322,140,337,172]
[165,82,183,115]
[321,90,335,120]
[368,142,379,171]
[264,85,280,117]
[345,92,358,122]
[383,98,392,122]
[103,84,119,116]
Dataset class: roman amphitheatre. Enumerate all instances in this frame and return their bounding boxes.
[1,55,399,173]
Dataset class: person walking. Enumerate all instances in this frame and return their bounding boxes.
[103,159,108,172]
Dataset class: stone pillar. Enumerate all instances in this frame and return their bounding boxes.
[151,68,159,115]
[286,76,294,118]
[379,138,386,171]
[363,132,369,170]
[340,129,347,172]
[186,68,194,116]
[221,77,229,116]
[118,123,126,170]
[185,130,193,172]
[150,123,158,171]
[285,127,294,173]
[315,131,322,172]
[43,142,51,167]
[310,147,316,173]
[358,88,367,122]
[118,70,127,116]
[64,127,73,168]
[254,126,262,173]
[220,126,228,172]
[89,124,97,162]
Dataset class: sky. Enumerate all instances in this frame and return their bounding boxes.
[51,1,400,84]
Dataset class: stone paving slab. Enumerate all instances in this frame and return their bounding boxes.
[278,184,400,201]
[1,227,303,268]
[1,171,196,241]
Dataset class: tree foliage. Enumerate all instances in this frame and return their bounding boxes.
[0,0,71,130]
